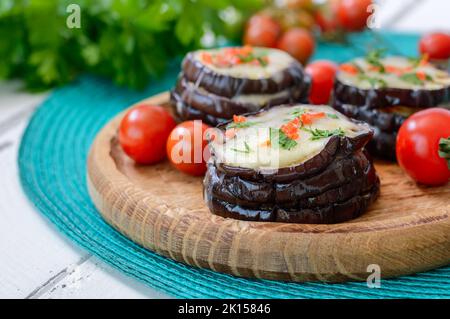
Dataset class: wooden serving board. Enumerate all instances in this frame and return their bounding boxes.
[87,92,450,283]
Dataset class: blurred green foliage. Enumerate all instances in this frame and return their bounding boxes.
[0,0,263,90]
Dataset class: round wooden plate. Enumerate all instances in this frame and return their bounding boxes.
[87,92,450,283]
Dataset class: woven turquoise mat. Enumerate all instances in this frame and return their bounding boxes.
[19,31,450,298]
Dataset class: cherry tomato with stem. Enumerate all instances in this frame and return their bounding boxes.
[119,104,176,164]
[396,108,450,186]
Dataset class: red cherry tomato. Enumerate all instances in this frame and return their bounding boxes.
[119,104,176,164]
[337,0,372,32]
[396,108,450,186]
[305,60,338,104]
[419,32,450,60]
[166,120,211,176]
[315,0,340,34]
[276,28,315,65]
[244,14,281,48]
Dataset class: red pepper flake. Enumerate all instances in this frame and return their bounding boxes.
[301,112,325,125]
[416,71,427,81]
[281,117,301,140]
[233,115,247,123]
[339,64,359,74]
[201,52,213,64]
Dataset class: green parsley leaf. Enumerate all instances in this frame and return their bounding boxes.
[270,128,298,150]
[227,121,259,129]
[302,127,345,141]
[365,49,387,73]
[358,74,388,88]
[231,141,251,154]
[327,113,339,119]
[438,137,450,170]
[400,73,432,85]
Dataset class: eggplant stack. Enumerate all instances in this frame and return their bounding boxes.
[334,54,450,160]
[170,46,311,126]
[204,104,380,224]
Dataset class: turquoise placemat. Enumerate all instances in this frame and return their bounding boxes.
[18,31,450,298]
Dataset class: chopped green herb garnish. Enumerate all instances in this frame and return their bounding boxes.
[302,127,345,140]
[270,128,298,150]
[400,72,432,85]
[231,141,251,153]
[227,121,259,129]
[257,56,268,67]
[365,49,387,73]
[291,108,307,117]
[327,113,339,119]
[407,56,422,67]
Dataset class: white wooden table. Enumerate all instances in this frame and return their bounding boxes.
[1,0,449,299]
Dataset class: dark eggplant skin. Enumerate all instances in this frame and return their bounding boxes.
[205,180,380,224]
[365,127,398,161]
[173,75,310,119]
[206,150,374,206]
[334,76,450,109]
[211,116,373,183]
[170,90,229,126]
[182,52,311,98]
[333,99,406,133]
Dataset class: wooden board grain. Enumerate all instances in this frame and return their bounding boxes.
[87,92,450,283]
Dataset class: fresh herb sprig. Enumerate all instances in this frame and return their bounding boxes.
[227,121,260,129]
[358,74,387,88]
[400,73,432,85]
[438,137,450,170]
[365,49,387,73]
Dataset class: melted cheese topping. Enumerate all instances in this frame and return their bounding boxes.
[338,56,450,90]
[193,47,296,80]
[210,105,367,169]
[183,81,290,107]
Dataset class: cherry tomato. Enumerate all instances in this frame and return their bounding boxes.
[336,0,372,32]
[396,108,450,186]
[276,28,315,64]
[315,0,340,34]
[305,60,338,104]
[119,104,176,164]
[419,32,450,60]
[166,120,211,176]
[244,14,281,48]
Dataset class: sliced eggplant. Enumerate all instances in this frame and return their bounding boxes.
[206,150,373,205]
[211,105,373,183]
[173,75,309,119]
[206,182,380,224]
[204,104,379,224]
[182,47,310,98]
[335,56,450,109]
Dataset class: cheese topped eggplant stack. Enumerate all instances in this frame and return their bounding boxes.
[204,104,380,224]
[334,53,450,160]
[170,46,310,126]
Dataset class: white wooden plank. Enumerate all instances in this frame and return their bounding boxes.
[0,120,86,298]
[30,256,170,299]
[0,93,169,299]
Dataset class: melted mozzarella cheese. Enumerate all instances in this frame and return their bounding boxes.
[194,47,296,80]
[211,105,366,169]
[338,56,450,90]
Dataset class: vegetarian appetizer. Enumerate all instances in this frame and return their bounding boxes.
[204,104,379,224]
[170,46,310,126]
[334,52,450,160]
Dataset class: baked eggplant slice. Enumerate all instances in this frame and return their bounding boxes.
[170,46,311,126]
[335,56,450,109]
[204,104,379,224]
[173,75,309,119]
[182,46,310,98]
